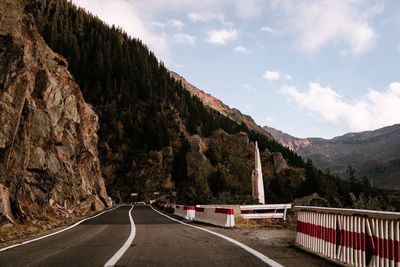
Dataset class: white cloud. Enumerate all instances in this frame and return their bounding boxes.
[263,71,281,81]
[151,21,166,28]
[262,70,292,81]
[234,45,251,53]
[130,0,229,19]
[152,19,186,30]
[270,0,381,54]
[260,26,280,35]
[206,29,238,45]
[281,82,400,132]
[174,33,197,46]
[187,12,234,27]
[284,74,292,80]
[243,84,256,92]
[188,12,224,23]
[389,82,400,95]
[168,19,186,30]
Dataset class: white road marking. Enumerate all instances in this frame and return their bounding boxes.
[149,205,284,267]
[104,205,136,267]
[0,206,120,252]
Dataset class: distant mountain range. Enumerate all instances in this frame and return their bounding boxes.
[264,125,400,189]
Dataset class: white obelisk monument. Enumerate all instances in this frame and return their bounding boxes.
[251,141,265,204]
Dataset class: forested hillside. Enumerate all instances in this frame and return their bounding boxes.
[27,0,399,210]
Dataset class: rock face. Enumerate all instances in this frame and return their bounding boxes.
[263,126,311,151]
[188,129,291,198]
[264,124,400,189]
[0,0,110,223]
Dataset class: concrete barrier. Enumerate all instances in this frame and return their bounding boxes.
[194,206,235,228]
[173,205,195,221]
[196,205,240,216]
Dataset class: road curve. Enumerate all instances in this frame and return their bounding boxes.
[0,205,272,267]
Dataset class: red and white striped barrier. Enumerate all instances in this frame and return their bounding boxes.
[337,215,367,266]
[173,205,195,221]
[367,218,400,267]
[294,206,400,267]
[194,206,235,228]
[296,211,337,260]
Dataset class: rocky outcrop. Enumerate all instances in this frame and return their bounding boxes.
[186,135,213,190]
[293,193,329,207]
[0,0,110,224]
[263,126,311,151]
[189,129,291,197]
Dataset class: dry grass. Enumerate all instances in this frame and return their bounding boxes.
[234,214,297,230]
[0,210,98,248]
[235,216,282,229]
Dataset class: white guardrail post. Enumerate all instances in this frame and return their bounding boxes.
[294,206,400,267]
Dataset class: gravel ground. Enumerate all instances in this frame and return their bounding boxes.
[199,224,340,267]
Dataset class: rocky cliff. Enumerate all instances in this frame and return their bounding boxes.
[263,126,311,151]
[0,0,110,225]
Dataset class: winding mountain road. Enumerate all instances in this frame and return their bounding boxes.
[0,205,333,267]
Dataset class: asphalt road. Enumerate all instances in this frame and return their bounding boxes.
[0,205,270,267]
[0,206,131,267]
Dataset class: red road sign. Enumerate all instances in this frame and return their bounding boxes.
[131,192,138,196]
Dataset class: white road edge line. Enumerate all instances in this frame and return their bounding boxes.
[104,205,136,267]
[149,205,284,267]
[0,206,120,253]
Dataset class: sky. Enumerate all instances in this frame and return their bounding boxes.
[71,0,400,139]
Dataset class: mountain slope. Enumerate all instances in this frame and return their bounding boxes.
[264,124,400,189]
[171,72,272,137]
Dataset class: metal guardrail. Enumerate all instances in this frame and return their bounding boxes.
[240,204,292,220]
[294,206,400,267]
